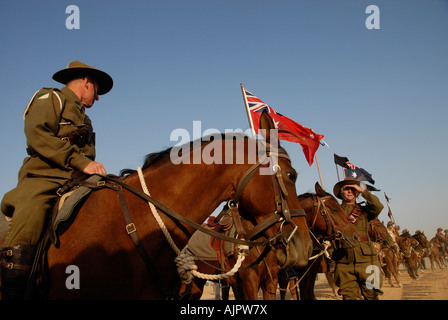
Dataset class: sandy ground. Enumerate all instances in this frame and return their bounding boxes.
[201,258,448,300]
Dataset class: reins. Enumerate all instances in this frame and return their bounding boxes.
[77,147,306,296]
[308,194,356,249]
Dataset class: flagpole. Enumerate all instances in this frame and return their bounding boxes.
[314,154,324,189]
[240,83,256,138]
[384,192,395,224]
[335,163,341,182]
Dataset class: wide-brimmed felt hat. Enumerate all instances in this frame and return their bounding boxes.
[333,177,361,200]
[52,60,113,95]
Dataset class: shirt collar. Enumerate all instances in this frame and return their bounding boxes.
[61,87,84,108]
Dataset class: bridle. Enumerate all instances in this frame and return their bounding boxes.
[398,236,416,258]
[214,149,305,245]
[92,148,304,248]
[80,146,306,297]
[307,194,355,248]
[369,219,390,244]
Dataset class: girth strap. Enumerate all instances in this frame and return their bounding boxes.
[116,186,170,298]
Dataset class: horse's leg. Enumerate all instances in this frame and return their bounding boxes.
[240,270,261,300]
[262,278,277,300]
[277,269,289,300]
[391,255,401,287]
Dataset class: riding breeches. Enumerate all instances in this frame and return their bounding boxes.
[1,177,64,247]
[334,260,384,300]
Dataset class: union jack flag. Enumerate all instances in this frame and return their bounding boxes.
[243,86,324,166]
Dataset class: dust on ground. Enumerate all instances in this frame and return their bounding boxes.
[201,258,448,300]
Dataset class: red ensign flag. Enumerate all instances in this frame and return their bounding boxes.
[242,86,324,166]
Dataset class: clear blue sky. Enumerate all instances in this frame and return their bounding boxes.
[1,0,447,236]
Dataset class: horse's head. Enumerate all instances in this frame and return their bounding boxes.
[299,182,357,249]
[413,231,430,249]
[233,112,312,268]
[369,218,395,248]
[397,236,412,258]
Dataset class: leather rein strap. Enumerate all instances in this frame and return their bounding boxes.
[116,183,170,298]
[97,175,278,247]
[78,149,306,297]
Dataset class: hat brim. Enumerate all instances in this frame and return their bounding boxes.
[333,178,361,199]
[52,67,113,95]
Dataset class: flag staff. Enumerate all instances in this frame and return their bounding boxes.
[240,83,256,138]
[314,154,324,189]
[384,192,395,224]
[335,163,341,182]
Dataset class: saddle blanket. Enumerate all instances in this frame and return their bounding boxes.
[187,228,235,261]
[50,175,102,247]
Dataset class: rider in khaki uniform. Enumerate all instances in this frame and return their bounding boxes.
[0,61,113,299]
[332,177,384,300]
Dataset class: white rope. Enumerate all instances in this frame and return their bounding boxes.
[137,167,180,255]
[136,167,247,284]
[308,240,331,260]
[177,245,249,282]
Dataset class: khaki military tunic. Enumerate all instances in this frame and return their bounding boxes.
[333,190,384,300]
[1,87,96,246]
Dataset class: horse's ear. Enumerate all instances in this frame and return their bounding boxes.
[315,182,326,196]
[259,110,276,143]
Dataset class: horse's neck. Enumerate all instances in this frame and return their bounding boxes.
[133,162,241,225]
[299,198,315,224]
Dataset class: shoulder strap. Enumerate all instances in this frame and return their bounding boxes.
[348,204,362,224]
[23,89,63,120]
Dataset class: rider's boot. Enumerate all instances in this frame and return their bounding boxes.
[0,245,35,300]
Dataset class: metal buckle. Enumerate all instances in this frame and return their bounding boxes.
[97,181,106,187]
[286,221,298,243]
[126,223,136,235]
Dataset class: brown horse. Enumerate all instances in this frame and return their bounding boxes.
[278,182,357,300]
[369,218,401,287]
[234,218,282,299]
[413,231,430,271]
[181,206,300,300]
[43,112,312,299]
[397,233,419,280]
[428,237,446,270]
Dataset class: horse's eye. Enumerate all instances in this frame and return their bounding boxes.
[287,172,297,183]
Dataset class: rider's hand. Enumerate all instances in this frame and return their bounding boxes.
[83,161,107,175]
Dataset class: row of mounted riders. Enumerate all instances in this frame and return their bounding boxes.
[383,227,448,283]
[182,196,448,300]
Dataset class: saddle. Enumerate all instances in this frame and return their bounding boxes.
[26,174,106,298]
[187,215,235,264]
[49,175,103,247]
[208,215,234,268]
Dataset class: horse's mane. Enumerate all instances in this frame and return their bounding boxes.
[298,191,331,200]
[298,193,315,200]
[120,133,251,176]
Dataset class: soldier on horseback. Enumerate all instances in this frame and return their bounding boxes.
[435,227,448,260]
[0,61,113,299]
